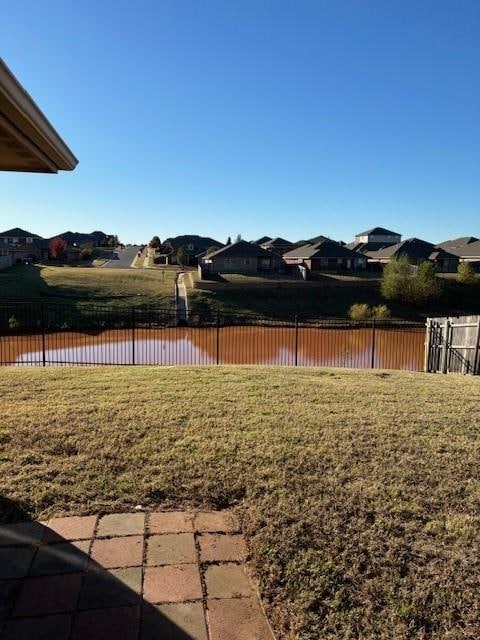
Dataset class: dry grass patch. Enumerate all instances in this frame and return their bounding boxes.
[1,264,174,308]
[0,366,479,639]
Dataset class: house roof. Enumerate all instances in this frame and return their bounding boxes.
[260,237,293,248]
[369,238,458,261]
[305,235,330,245]
[283,239,365,260]
[56,231,107,245]
[346,240,398,255]
[436,239,480,258]
[356,227,401,237]
[0,59,78,172]
[252,236,272,245]
[437,236,479,249]
[0,227,42,238]
[165,235,222,254]
[205,240,273,259]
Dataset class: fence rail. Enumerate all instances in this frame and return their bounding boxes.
[0,303,425,370]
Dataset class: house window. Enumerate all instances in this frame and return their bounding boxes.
[320,258,328,267]
[244,259,251,266]
[187,244,194,251]
[26,237,33,244]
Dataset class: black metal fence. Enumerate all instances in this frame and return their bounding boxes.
[0,303,425,370]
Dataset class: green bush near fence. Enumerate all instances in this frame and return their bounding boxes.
[348,303,391,320]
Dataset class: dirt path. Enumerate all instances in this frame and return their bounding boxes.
[176,272,189,323]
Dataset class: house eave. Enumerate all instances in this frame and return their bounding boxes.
[0,59,78,173]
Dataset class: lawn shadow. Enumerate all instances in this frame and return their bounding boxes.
[0,497,201,639]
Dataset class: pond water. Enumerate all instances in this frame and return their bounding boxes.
[0,326,425,370]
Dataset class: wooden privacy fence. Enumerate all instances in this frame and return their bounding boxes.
[425,315,480,375]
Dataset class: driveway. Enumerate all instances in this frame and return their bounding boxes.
[102,245,142,269]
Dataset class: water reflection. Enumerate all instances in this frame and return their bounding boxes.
[0,326,425,371]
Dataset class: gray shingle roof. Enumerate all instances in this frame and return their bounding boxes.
[283,239,364,259]
[369,238,458,261]
[260,237,293,248]
[0,227,42,238]
[205,240,273,259]
[356,226,400,237]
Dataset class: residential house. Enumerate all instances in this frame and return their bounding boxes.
[437,237,480,269]
[200,240,282,275]
[57,231,110,248]
[165,235,222,266]
[0,227,48,263]
[283,239,367,272]
[368,238,459,272]
[347,227,402,255]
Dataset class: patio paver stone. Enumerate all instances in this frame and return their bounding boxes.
[142,602,208,640]
[90,535,143,569]
[148,511,194,534]
[195,511,239,533]
[147,533,197,566]
[199,533,247,562]
[96,513,145,537]
[204,562,253,599]
[208,597,275,640]
[43,516,97,543]
[143,564,203,604]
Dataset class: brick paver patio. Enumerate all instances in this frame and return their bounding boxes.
[0,510,275,639]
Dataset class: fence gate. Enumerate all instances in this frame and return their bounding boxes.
[426,315,480,374]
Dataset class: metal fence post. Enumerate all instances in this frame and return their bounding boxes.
[216,312,220,365]
[41,303,46,367]
[370,317,376,369]
[294,315,298,366]
[132,308,136,365]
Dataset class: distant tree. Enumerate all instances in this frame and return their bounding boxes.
[49,237,67,260]
[226,236,232,245]
[381,256,441,306]
[409,260,442,305]
[457,262,477,285]
[235,234,242,243]
[176,246,188,267]
[108,235,119,247]
[380,255,412,301]
[149,235,161,249]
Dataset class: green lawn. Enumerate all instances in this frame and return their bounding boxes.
[190,277,480,320]
[1,366,479,639]
[0,264,175,309]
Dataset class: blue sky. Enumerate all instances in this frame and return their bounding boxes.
[1,0,479,245]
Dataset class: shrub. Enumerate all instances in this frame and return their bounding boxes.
[349,304,391,321]
[8,315,19,330]
[381,256,441,306]
[372,304,391,319]
[348,303,372,320]
[457,262,477,285]
[80,247,93,260]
